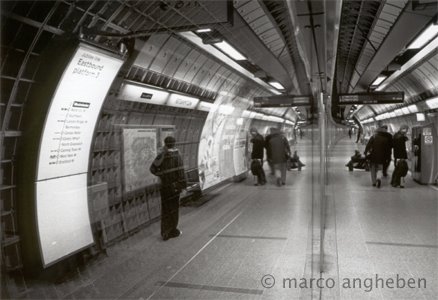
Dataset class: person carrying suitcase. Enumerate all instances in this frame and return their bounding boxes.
[249,127,266,185]
[392,125,409,167]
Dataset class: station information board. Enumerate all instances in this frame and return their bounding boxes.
[338,92,404,105]
[253,95,311,107]
[35,43,123,267]
[37,43,124,181]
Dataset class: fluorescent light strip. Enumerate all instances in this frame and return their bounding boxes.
[407,104,418,113]
[268,81,285,90]
[214,41,246,61]
[407,23,438,49]
[196,28,212,33]
[371,75,387,86]
[426,96,438,109]
[178,32,276,93]
[377,36,438,91]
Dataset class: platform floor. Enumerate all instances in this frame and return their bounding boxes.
[324,138,438,300]
[12,137,437,300]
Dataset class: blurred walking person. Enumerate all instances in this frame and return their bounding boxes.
[249,127,266,186]
[267,128,291,186]
[365,125,392,188]
[391,125,409,187]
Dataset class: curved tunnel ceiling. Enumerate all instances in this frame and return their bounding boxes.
[2,0,435,128]
[334,0,438,123]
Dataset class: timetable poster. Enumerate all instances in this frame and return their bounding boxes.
[37,44,124,181]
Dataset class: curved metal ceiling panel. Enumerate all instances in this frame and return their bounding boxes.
[149,37,182,73]
[162,41,192,77]
[198,61,222,87]
[210,68,232,91]
[262,0,309,95]
[132,32,281,117]
[234,0,302,93]
[193,59,220,87]
[415,62,438,91]
[173,49,202,80]
[134,34,170,69]
[205,66,228,91]
[336,0,382,93]
[182,54,209,83]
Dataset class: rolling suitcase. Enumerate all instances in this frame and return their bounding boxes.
[391,159,408,188]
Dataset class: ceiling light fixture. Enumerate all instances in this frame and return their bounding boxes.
[213,41,246,61]
[268,81,285,90]
[371,75,387,86]
[407,22,438,49]
[426,96,438,109]
[196,28,212,33]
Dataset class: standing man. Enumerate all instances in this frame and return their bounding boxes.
[150,136,187,241]
[268,128,291,186]
[348,128,352,139]
[365,125,392,188]
[249,127,266,186]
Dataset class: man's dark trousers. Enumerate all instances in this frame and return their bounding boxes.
[160,187,180,238]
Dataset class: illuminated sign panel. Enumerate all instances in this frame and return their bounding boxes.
[36,174,93,266]
[253,95,311,107]
[37,44,124,180]
[338,92,404,105]
[197,101,213,112]
[35,43,123,266]
[167,93,199,109]
[119,83,169,105]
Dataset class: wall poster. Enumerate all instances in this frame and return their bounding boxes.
[122,127,158,192]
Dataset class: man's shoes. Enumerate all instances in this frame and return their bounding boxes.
[376,179,381,188]
[276,178,282,187]
[254,183,259,186]
[162,229,181,241]
[169,229,181,238]
[372,183,376,187]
